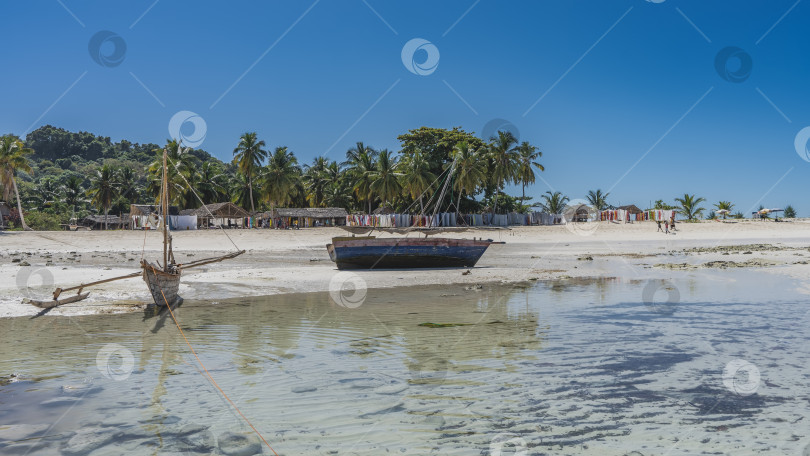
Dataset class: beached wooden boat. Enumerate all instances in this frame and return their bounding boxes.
[24,147,244,308]
[327,236,497,270]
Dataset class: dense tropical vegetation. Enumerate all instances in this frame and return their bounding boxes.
[1,125,801,230]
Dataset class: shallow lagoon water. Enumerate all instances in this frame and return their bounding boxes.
[1,270,809,455]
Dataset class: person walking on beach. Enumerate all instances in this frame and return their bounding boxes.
[670,217,676,232]
[657,220,663,232]
[664,220,669,234]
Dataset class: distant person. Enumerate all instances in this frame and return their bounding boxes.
[664,220,669,234]
[657,220,663,232]
[670,217,676,231]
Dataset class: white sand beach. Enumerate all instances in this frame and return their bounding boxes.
[2,219,809,318]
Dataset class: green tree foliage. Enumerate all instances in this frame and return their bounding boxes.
[586,189,610,211]
[784,205,796,218]
[675,194,706,221]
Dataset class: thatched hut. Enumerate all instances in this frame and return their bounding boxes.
[272,207,348,228]
[617,204,643,215]
[193,202,250,228]
[563,204,593,223]
[80,214,128,230]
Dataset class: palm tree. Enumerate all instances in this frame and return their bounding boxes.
[147,140,195,205]
[487,130,519,214]
[448,141,485,212]
[586,189,610,211]
[87,164,118,230]
[714,200,734,219]
[515,141,544,203]
[784,205,796,218]
[303,156,330,207]
[232,132,268,212]
[675,193,706,221]
[117,166,139,203]
[345,144,377,214]
[62,175,85,215]
[370,149,401,210]
[539,191,569,214]
[262,146,300,209]
[0,135,34,230]
[399,149,436,215]
[197,162,226,204]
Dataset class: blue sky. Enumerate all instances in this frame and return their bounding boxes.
[2,1,809,215]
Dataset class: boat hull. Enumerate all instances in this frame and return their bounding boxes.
[326,237,493,270]
[141,261,181,306]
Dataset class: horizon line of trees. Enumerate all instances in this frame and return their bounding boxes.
[0,125,800,230]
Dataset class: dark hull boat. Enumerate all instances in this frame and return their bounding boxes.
[327,237,496,270]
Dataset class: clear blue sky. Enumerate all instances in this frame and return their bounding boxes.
[2,1,809,215]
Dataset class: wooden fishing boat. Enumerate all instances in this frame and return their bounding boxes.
[25,147,244,308]
[327,236,498,270]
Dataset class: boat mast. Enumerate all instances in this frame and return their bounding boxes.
[162,148,169,271]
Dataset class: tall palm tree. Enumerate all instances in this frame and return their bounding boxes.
[62,175,85,215]
[0,135,34,230]
[515,141,544,203]
[147,140,195,205]
[232,132,267,212]
[675,193,706,221]
[345,144,377,214]
[449,141,485,212]
[197,162,226,204]
[586,189,610,211]
[714,200,734,220]
[399,149,436,215]
[370,149,401,210]
[262,146,300,209]
[303,156,330,207]
[487,130,519,214]
[539,191,569,214]
[117,166,139,203]
[87,164,118,230]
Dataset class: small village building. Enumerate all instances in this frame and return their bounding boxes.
[271,207,348,228]
[0,201,12,228]
[130,204,180,230]
[563,204,594,223]
[80,214,129,230]
[192,202,250,229]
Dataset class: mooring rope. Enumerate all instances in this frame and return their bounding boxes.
[151,266,278,456]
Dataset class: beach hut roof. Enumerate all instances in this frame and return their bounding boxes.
[194,202,249,218]
[617,204,643,214]
[129,204,179,216]
[179,208,197,216]
[563,203,591,216]
[274,207,348,218]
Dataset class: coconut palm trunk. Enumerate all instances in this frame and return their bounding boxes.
[11,174,31,231]
[248,175,255,213]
